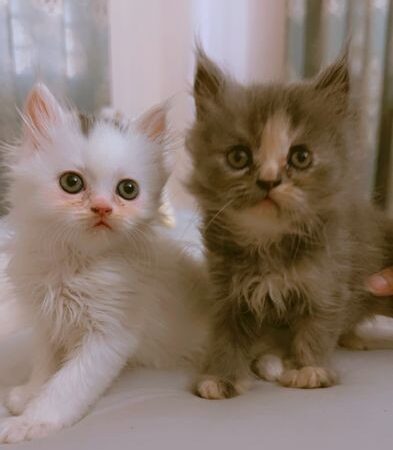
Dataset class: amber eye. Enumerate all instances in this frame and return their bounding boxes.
[59,172,84,194]
[288,145,312,170]
[117,179,139,200]
[226,145,252,170]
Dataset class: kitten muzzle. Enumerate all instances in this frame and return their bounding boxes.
[93,220,112,230]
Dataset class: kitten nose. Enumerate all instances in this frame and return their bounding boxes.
[90,200,113,216]
[256,177,282,192]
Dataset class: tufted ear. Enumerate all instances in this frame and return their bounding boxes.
[23,83,64,148]
[135,104,172,192]
[314,52,350,96]
[136,104,167,142]
[193,46,226,118]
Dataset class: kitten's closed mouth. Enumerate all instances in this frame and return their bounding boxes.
[255,196,279,210]
[93,221,112,230]
[262,197,277,206]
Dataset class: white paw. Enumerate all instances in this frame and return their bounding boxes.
[4,386,33,416]
[0,416,61,443]
[253,354,284,381]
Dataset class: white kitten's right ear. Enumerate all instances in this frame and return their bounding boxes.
[23,83,64,148]
[136,105,167,142]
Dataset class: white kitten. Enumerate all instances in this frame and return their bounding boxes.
[0,84,206,443]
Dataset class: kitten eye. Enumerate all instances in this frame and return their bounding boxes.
[59,172,84,194]
[226,145,252,170]
[117,179,139,200]
[288,145,312,170]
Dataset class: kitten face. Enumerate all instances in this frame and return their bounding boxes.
[187,51,351,239]
[8,84,168,250]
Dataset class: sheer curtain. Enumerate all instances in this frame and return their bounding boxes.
[0,0,110,143]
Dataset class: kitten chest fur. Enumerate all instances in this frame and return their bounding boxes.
[9,239,138,349]
[205,211,369,333]
[8,230,206,369]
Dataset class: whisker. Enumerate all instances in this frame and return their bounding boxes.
[204,199,234,233]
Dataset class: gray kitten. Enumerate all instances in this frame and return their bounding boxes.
[186,49,393,398]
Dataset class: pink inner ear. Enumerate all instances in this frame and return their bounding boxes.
[137,106,166,141]
[27,91,50,127]
[24,84,61,146]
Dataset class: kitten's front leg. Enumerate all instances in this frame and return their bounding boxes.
[279,316,339,389]
[0,331,133,443]
[195,304,252,400]
[5,332,56,416]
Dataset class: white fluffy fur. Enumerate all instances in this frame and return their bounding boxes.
[0,84,206,443]
[253,354,284,382]
[0,221,24,340]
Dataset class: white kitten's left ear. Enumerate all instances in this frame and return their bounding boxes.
[23,83,64,147]
[136,105,167,142]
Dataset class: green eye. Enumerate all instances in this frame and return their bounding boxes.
[59,172,84,194]
[226,145,252,170]
[288,145,312,170]
[117,179,139,200]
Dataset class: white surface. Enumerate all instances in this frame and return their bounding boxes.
[1,212,393,449]
[1,330,393,450]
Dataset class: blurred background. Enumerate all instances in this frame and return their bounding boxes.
[0,0,392,215]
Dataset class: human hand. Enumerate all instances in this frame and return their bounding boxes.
[367,268,393,296]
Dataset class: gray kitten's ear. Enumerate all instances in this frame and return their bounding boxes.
[23,83,64,147]
[314,52,350,95]
[194,47,226,117]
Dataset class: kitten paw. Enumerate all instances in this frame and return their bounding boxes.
[252,354,284,382]
[0,417,61,443]
[4,385,34,416]
[339,333,370,350]
[194,375,249,400]
[279,366,337,389]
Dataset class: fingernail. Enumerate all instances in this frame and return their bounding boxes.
[368,274,389,293]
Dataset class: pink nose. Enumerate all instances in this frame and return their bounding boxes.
[90,201,113,216]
